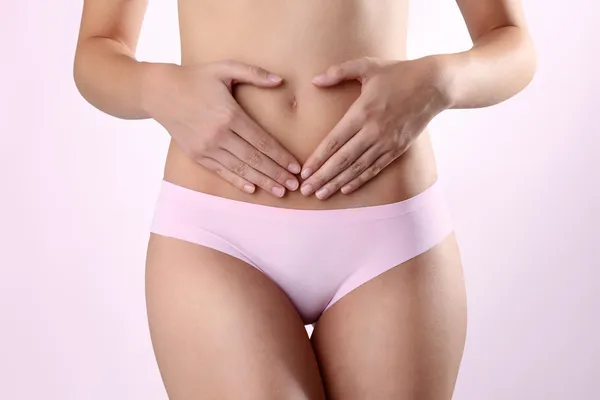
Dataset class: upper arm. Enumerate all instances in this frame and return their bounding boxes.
[76,0,149,55]
[455,0,529,42]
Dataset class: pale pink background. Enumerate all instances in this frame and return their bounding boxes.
[1,0,598,399]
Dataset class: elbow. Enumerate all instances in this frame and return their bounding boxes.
[72,42,99,107]
[72,58,83,98]
[515,54,537,98]
[518,29,538,91]
[72,47,88,100]
[501,26,538,97]
[527,41,538,86]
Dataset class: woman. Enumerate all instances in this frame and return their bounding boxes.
[73,0,536,398]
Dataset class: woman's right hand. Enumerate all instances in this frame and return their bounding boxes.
[143,60,301,197]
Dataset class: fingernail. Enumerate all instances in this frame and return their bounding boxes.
[272,186,285,197]
[288,163,301,174]
[301,168,312,179]
[244,184,255,193]
[341,185,351,194]
[315,187,329,199]
[285,179,299,190]
[267,73,282,82]
[301,184,313,196]
[312,75,326,84]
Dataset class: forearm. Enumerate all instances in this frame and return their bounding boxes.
[73,36,173,120]
[432,25,537,109]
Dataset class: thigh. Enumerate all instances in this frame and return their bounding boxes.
[145,233,326,400]
[311,232,467,400]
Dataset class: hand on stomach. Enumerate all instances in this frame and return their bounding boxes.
[157,1,439,210]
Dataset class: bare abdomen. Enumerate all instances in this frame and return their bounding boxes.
[164,0,438,209]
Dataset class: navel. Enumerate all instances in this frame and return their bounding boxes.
[288,95,298,111]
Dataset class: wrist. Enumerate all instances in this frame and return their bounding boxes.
[139,62,180,118]
[425,53,460,110]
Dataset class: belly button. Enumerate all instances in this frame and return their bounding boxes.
[289,96,298,110]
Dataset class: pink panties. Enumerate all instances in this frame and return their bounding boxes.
[150,179,454,325]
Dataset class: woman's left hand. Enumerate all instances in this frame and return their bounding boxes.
[300,56,451,199]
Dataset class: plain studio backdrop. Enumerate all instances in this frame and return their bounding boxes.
[1,0,598,399]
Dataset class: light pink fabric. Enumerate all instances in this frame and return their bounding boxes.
[150,179,454,324]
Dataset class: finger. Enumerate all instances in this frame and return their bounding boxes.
[196,157,256,194]
[213,149,287,198]
[229,107,302,174]
[312,57,374,87]
[301,129,376,197]
[340,150,398,194]
[300,100,365,179]
[221,132,300,191]
[213,59,283,87]
[312,145,382,200]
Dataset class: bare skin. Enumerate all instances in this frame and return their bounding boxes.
[74,0,535,398]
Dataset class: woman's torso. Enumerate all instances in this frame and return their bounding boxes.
[164,0,439,209]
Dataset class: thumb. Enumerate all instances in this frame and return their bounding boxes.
[312,57,374,87]
[214,59,283,88]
